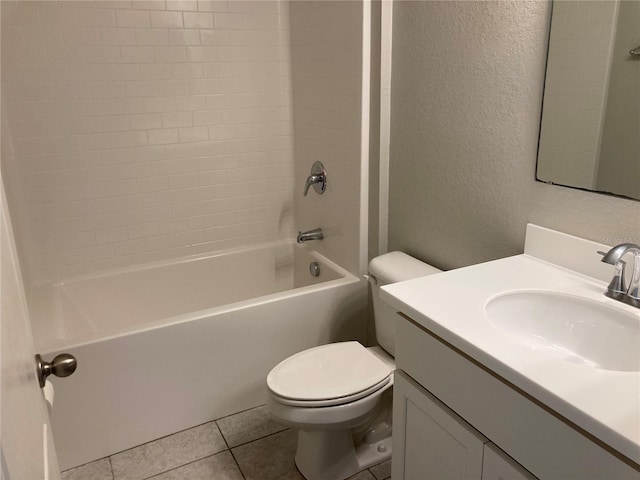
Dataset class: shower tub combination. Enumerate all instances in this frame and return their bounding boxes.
[29,241,367,470]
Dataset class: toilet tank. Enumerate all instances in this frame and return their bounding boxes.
[368,252,441,356]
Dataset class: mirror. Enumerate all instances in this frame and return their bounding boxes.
[537,1,639,201]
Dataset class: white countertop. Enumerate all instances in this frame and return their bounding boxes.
[381,254,640,465]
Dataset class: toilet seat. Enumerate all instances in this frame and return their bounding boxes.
[271,376,391,407]
[267,342,392,407]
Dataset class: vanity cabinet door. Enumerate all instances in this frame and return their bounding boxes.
[482,443,538,480]
[392,371,488,480]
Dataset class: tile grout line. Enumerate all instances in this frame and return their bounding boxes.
[225,425,289,450]
[228,427,291,451]
[139,449,233,480]
[107,413,230,461]
[108,456,115,480]
[109,422,229,479]
[228,448,248,480]
[63,405,272,476]
[214,403,270,422]
[64,406,293,479]
[214,419,232,451]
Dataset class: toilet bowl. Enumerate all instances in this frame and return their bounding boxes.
[266,252,441,480]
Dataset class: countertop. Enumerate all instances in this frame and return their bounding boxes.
[381,254,640,465]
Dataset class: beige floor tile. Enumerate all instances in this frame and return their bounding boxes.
[61,458,113,480]
[369,459,391,480]
[217,404,287,447]
[110,421,227,480]
[148,451,243,480]
[348,470,375,480]
[232,429,303,480]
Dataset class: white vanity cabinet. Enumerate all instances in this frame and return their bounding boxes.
[392,370,487,479]
[393,370,535,480]
[482,443,537,480]
[392,314,640,480]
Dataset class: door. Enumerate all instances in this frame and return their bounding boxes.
[1,179,61,480]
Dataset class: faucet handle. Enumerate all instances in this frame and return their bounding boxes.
[598,251,627,298]
[627,252,640,303]
[303,161,326,196]
[608,260,627,298]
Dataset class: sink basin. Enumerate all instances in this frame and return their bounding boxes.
[485,291,640,372]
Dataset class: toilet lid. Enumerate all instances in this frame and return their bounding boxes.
[267,342,392,402]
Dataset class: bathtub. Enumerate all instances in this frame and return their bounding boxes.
[29,241,367,470]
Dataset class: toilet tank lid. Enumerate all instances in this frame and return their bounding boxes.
[368,251,441,284]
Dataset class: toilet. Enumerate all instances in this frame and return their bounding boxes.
[266,252,441,480]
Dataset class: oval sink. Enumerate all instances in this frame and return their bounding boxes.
[485,291,640,372]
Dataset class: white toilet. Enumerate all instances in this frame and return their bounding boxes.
[266,252,441,480]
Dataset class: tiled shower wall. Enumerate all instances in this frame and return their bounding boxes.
[1,0,295,285]
[290,1,363,276]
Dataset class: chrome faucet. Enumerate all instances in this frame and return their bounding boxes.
[297,228,324,243]
[303,161,327,196]
[599,243,640,308]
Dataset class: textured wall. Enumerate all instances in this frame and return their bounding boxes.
[1,0,295,285]
[388,1,640,271]
[289,1,363,276]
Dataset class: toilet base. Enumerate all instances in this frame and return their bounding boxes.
[294,422,392,480]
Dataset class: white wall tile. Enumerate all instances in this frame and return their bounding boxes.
[2,0,295,284]
[166,1,198,12]
[161,111,193,128]
[116,9,151,27]
[153,45,187,62]
[38,5,80,26]
[214,13,244,29]
[78,8,117,27]
[150,10,183,28]
[290,1,363,276]
[179,125,209,142]
[148,128,181,144]
[84,45,122,63]
[135,28,170,45]
[183,11,214,29]
[198,1,228,13]
[132,1,167,11]
[169,28,201,45]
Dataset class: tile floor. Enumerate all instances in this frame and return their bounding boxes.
[61,405,392,480]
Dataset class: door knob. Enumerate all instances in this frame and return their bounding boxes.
[36,353,77,388]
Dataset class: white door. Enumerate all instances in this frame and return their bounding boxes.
[1,179,61,480]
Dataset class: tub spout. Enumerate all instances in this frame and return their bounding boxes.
[297,228,324,243]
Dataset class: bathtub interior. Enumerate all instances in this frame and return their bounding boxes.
[29,241,345,352]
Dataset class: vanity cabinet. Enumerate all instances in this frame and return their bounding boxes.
[482,443,537,480]
[392,314,640,480]
[392,370,487,479]
[393,370,536,480]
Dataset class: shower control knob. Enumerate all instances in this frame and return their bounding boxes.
[303,161,327,196]
[36,353,77,388]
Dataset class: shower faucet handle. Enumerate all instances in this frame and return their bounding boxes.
[303,161,327,196]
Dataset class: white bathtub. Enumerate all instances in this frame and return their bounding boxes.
[29,241,367,470]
